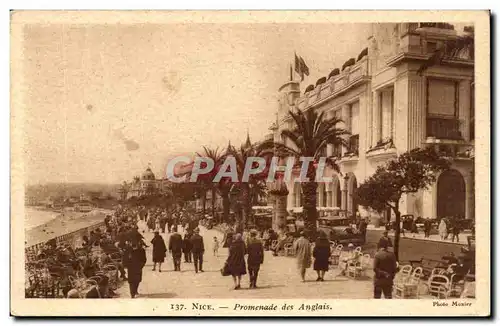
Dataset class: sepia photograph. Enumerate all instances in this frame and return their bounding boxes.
[10,10,490,317]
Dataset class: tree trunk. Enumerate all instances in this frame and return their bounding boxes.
[393,203,401,261]
[222,192,230,223]
[274,195,288,232]
[211,187,216,220]
[302,180,318,235]
[201,191,207,215]
[241,184,251,228]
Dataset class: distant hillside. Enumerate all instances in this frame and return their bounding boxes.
[25,183,121,201]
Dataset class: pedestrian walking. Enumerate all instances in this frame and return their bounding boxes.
[159,215,167,234]
[151,231,167,272]
[451,220,461,243]
[191,228,205,273]
[313,231,331,282]
[439,219,448,240]
[225,233,247,289]
[373,238,397,299]
[213,236,220,256]
[183,231,193,263]
[246,230,264,288]
[358,217,368,243]
[423,219,432,238]
[123,240,147,298]
[293,231,312,282]
[168,227,183,271]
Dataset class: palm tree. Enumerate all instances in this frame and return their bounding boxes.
[262,109,349,233]
[228,136,271,231]
[197,146,225,220]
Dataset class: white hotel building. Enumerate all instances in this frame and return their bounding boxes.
[271,23,475,224]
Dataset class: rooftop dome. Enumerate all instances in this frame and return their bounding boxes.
[142,167,156,180]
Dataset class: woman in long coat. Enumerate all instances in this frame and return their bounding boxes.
[151,231,167,272]
[293,231,312,282]
[225,233,247,289]
[313,232,331,281]
[439,219,448,240]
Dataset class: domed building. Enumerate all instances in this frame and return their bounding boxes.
[127,166,171,199]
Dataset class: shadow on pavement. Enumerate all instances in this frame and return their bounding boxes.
[235,285,286,290]
[140,292,178,299]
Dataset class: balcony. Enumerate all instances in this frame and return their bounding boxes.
[426,117,463,140]
[295,57,370,111]
[344,134,359,157]
[388,23,474,68]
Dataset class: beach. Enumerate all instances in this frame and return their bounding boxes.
[24,207,111,247]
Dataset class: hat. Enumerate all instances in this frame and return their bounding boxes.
[250,229,258,236]
[194,227,200,233]
[348,243,355,248]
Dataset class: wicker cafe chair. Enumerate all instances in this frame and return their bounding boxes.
[393,265,413,288]
[393,267,423,298]
[284,243,295,256]
[428,274,451,299]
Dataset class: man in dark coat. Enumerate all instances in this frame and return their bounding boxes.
[168,227,183,271]
[123,240,147,298]
[246,230,264,288]
[358,218,368,243]
[373,238,397,299]
[183,231,193,263]
[191,228,205,273]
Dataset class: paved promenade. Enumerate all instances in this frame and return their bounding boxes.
[116,226,374,299]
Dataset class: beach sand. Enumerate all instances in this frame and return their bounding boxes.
[25,210,110,247]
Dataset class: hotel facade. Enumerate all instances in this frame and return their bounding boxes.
[271,23,475,223]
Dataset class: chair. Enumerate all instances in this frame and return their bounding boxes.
[336,244,343,252]
[394,267,423,299]
[284,243,295,256]
[354,246,362,253]
[393,265,413,287]
[428,275,451,299]
[346,261,362,279]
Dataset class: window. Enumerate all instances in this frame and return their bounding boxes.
[427,79,458,117]
[350,101,360,135]
[470,82,474,140]
[380,87,394,141]
[426,78,461,140]
[348,102,360,155]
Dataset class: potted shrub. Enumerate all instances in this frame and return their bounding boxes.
[315,77,327,87]
[328,68,340,79]
[342,58,356,71]
[304,84,315,93]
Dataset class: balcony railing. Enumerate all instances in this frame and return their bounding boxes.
[426,117,463,140]
[333,144,342,158]
[344,134,359,156]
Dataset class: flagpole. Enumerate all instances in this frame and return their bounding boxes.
[289,63,293,82]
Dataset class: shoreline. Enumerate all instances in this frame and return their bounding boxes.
[25,208,111,247]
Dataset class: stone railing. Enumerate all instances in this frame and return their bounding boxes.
[296,57,370,111]
[25,221,105,263]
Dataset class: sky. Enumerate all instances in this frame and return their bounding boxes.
[22,22,372,184]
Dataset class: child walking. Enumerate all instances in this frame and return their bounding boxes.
[213,236,220,256]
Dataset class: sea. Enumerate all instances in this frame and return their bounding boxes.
[24,207,60,230]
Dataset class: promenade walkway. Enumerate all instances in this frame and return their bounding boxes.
[116,226,374,299]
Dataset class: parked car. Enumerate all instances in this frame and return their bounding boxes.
[315,216,365,245]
